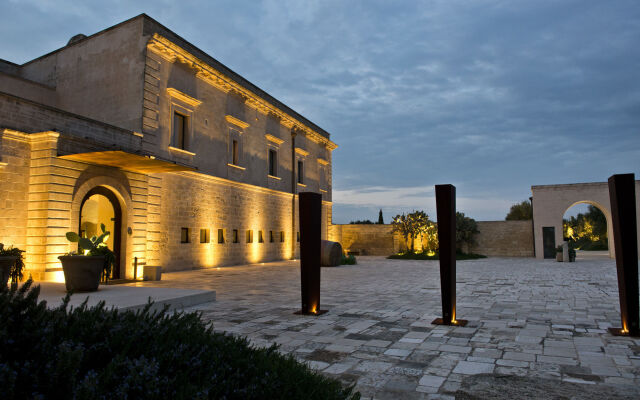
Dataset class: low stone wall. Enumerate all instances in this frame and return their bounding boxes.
[328,224,398,256]
[468,220,534,257]
[329,220,534,257]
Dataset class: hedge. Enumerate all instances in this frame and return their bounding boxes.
[0,280,359,400]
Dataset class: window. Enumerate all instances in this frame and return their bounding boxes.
[280,231,285,242]
[297,231,300,242]
[233,229,239,243]
[297,160,304,184]
[246,230,253,243]
[181,228,190,243]
[268,149,277,177]
[174,112,187,149]
[218,229,225,244]
[258,230,264,243]
[232,139,239,165]
[319,165,327,191]
[269,230,274,243]
[200,228,210,243]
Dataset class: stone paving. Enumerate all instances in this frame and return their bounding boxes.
[136,256,640,399]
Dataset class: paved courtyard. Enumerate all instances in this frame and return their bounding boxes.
[132,257,640,399]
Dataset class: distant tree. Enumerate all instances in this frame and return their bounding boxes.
[505,200,533,220]
[350,220,374,224]
[455,212,479,252]
[377,209,384,224]
[391,211,436,252]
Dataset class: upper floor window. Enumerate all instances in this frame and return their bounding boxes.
[297,160,304,184]
[173,112,187,149]
[227,128,244,169]
[167,88,201,155]
[265,134,284,180]
[233,139,240,165]
[226,115,249,170]
[269,149,277,177]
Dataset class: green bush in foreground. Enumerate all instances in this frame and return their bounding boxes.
[0,280,359,400]
[387,251,487,260]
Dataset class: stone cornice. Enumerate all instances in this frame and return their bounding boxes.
[1,129,59,143]
[167,88,202,107]
[317,158,329,166]
[295,147,309,157]
[265,134,284,145]
[147,34,337,151]
[225,115,250,129]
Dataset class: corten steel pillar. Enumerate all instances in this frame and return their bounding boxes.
[608,173,639,336]
[432,184,467,327]
[295,192,327,315]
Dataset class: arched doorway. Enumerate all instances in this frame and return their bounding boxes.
[562,201,610,260]
[79,186,122,279]
[530,181,639,259]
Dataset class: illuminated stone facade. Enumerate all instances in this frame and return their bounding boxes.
[0,14,335,281]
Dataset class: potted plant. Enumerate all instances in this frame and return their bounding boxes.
[555,245,563,262]
[60,223,115,292]
[0,243,25,287]
[568,240,576,262]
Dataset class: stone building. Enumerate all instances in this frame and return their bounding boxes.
[0,14,336,281]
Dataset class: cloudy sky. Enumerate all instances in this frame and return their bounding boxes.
[2,0,639,223]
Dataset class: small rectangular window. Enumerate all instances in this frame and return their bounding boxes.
[246,230,253,243]
[232,139,239,165]
[297,231,300,242]
[297,160,304,184]
[233,229,239,243]
[181,227,190,243]
[280,231,285,242]
[258,230,264,243]
[269,230,274,243]
[218,229,225,244]
[174,112,187,150]
[200,228,210,243]
[268,149,277,176]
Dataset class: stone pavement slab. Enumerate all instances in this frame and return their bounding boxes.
[35,281,216,311]
[138,256,640,398]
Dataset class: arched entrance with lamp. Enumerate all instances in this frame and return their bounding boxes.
[79,186,122,279]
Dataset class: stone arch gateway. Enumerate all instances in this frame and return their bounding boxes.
[531,181,640,259]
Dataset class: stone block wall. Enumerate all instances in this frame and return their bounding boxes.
[329,220,534,257]
[329,224,398,256]
[0,130,31,253]
[468,220,534,257]
[153,172,303,271]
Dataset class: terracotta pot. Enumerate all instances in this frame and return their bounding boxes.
[0,256,17,287]
[556,252,563,262]
[59,255,104,292]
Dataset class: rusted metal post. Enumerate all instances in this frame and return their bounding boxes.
[608,173,639,336]
[296,192,326,315]
[432,184,467,327]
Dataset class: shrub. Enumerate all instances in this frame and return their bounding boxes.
[341,254,357,265]
[455,212,479,252]
[0,280,359,400]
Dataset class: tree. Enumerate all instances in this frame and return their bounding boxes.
[455,212,479,252]
[377,209,384,224]
[350,220,374,224]
[563,205,608,250]
[505,200,532,220]
[391,211,436,253]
